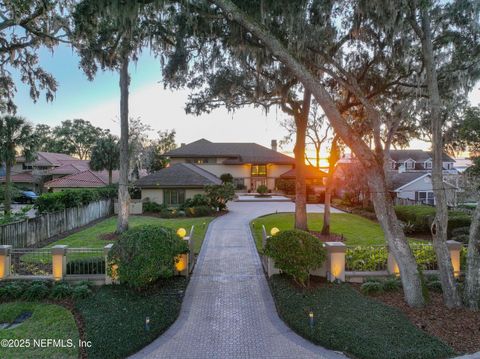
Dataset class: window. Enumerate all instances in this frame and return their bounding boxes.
[251,165,267,176]
[390,160,396,170]
[424,161,432,169]
[163,189,186,206]
[404,160,415,170]
[416,191,434,205]
[186,158,211,164]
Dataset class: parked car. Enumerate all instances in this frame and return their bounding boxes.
[14,191,38,204]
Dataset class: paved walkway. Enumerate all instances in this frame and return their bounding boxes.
[131,202,346,359]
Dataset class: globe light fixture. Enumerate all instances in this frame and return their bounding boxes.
[270,227,280,236]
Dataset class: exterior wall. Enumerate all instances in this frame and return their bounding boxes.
[141,188,207,205]
[396,176,457,205]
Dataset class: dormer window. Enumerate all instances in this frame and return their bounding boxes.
[424,160,432,169]
[404,159,415,170]
[389,160,396,170]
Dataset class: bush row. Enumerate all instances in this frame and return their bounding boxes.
[360,277,402,295]
[143,194,214,218]
[0,280,92,301]
[35,187,117,214]
[394,205,471,238]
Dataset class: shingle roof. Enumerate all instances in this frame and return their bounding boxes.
[135,163,222,188]
[388,172,427,190]
[44,170,119,188]
[389,150,455,163]
[165,139,295,165]
[17,152,79,167]
[280,166,327,179]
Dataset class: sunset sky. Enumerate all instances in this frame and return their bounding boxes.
[12,44,480,160]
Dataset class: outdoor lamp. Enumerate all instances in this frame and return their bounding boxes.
[145,316,150,331]
[177,228,187,238]
[270,227,280,236]
[309,311,314,328]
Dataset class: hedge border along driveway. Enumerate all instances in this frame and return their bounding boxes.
[269,275,455,359]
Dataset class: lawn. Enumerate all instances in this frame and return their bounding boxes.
[0,302,79,359]
[269,275,455,359]
[251,212,412,249]
[75,277,187,359]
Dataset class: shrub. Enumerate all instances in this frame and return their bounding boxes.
[50,282,73,299]
[72,284,92,299]
[205,183,235,210]
[22,281,50,300]
[426,280,443,293]
[108,225,188,289]
[275,178,296,194]
[265,230,326,286]
[399,221,415,235]
[0,282,27,299]
[185,205,213,217]
[360,281,383,295]
[143,200,165,213]
[220,173,233,183]
[257,185,268,195]
[383,277,401,292]
[182,194,210,209]
[345,246,388,271]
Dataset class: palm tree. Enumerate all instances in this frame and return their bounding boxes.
[0,116,36,215]
[89,134,120,185]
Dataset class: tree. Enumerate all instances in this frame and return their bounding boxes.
[72,0,180,233]
[0,1,70,113]
[146,129,176,173]
[0,116,36,214]
[321,135,340,235]
[205,183,235,211]
[89,134,120,185]
[51,119,107,159]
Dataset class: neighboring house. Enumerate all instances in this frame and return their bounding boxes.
[164,139,297,191]
[46,161,90,179]
[278,165,327,200]
[135,163,222,206]
[388,150,457,174]
[43,170,120,192]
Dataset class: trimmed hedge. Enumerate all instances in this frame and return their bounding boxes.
[394,205,471,238]
[35,187,116,214]
[0,280,92,301]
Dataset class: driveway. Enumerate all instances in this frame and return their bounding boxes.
[131,202,346,359]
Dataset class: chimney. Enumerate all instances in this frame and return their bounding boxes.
[271,139,277,152]
[180,143,186,147]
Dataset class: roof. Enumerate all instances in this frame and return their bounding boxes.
[135,163,222,188]
[47,161,90,175]
[388,171,457,191]
[165,139,295,165]
[17,152,79,167]
[389,150,455,163]
[44,170,119,188]
[0,171,40,184]
[280,166,327,179]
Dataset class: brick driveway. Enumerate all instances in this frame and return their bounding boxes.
[131,202,346,359]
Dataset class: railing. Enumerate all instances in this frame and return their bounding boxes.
[10,248,52,277]
[66,248,106,276]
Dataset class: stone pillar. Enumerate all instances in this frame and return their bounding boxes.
[447,240,462,278]
[0,245,12,279]
[175,237,190,277]
[104,243,116,284]
[325,242,346,282]
[52,245,68,281]
[387,252,400,276]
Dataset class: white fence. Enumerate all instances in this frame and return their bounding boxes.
[0,199,112,248]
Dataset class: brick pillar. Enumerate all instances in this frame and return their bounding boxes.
[52,245,68,281]
[325,242,346,282]
[0,245,12,279]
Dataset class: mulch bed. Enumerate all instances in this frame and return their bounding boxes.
[353,284,480,354]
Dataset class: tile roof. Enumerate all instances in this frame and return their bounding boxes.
[17,152,79,167]
[280,166,327,179]
[0,171,40,184]
[389,150,455,163]
[135,163,222,188]
[47,161,90,175]
[44,170,119,188]
[165,139,295,165]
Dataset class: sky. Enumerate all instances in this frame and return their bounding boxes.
[12,44,480,160]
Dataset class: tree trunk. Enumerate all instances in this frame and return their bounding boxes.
[465,200,480,310]
[420,8,462,308]
[293,90,311,231]
[4,162,11,215]
[214,0,425,307]
[315,146,320,169]
[117,55,130,234]
[322,136,338,235]
[108,168,113,185]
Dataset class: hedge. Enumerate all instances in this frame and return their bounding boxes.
[35,187,117,214]
[394,205,471,238]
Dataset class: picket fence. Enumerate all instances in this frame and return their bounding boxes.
[0,199,112,247]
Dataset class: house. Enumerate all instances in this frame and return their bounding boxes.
[164,139,297,191]
[135,163,222,206]
[388,150,457,174]
[43,170,120,192]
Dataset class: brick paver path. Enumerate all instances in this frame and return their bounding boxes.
[131,202,346,359]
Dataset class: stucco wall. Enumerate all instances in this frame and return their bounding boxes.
[396,175,457,205]
[141,188,207,205]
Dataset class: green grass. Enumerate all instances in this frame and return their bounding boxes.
[22,215,214,263]
[75,277,187,359]
[269,275,455,359]
[251,212,418,250]
[0,302,79,359]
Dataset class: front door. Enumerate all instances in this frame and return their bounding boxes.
[252,178,267,190]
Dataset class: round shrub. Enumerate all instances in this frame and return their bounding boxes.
[108,225,188,289]
[50,282,73,299]
[220,173,233,183]
[382,277,401,292]
[264,230,326,286]
[186,206,213,217]
[0,282,28,300]
[22,281,50,300]
[360,281,383,295]
[72,284,92,299]
[257,185,268,195]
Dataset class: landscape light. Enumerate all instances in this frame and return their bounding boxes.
[270,227,280,236]
[309,311,314,328]
[177,228,187,238]
[145,316,150,331]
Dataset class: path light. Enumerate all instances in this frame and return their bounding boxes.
[270,227,280,236]
[145,316,150,332]
[177,228,187,238]
[175,255,187,272]
[252,222,255,228]
[309,311,314,328]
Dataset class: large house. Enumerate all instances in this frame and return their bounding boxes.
[135,139,327,206]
